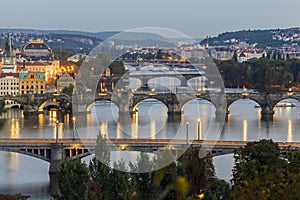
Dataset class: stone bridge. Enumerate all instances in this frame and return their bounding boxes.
[73,91,300,120]
[226,92,300,120]
[0,93,72,114]
[2,91,300,120]
[129,70,206,87]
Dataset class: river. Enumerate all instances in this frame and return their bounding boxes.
[0,98,300,199]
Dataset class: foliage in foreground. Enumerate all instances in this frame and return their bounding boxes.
[231,139,300,199]
[54,134,231,200]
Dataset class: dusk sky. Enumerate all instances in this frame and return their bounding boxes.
[1,0,300,38]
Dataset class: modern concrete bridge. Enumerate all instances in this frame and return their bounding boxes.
[0,138,299,174]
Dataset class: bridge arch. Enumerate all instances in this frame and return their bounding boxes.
[187,77,207,89]
[1,97,24,110]
[227,97,262,113]
[86,99,119,112]
[148,77,181,90]
[181,97,216,114]
[272,97,300,110]
[131,97,169,113]
[128,77,142,89]
[0,148,50,162]
[38,99,60,112]
[37,94,71,112]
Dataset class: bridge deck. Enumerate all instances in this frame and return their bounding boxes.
[0,138,299,149]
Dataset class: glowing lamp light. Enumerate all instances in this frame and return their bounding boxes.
[120,144,127,151]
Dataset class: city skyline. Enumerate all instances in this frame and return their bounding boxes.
[0,0,299,38]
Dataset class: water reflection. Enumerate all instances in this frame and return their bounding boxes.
[288,119,293,142]
[243,120,247,141]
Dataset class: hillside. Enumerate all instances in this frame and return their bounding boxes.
[200,27,300,48]
[0,29,175,51]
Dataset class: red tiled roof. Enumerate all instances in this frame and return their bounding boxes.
[0,72,19,78]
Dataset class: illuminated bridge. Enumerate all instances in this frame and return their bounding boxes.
[0,138,299,174]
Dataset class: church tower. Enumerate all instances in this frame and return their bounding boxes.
[1,33,17,73]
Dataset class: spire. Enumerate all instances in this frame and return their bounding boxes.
[4,33,14,57]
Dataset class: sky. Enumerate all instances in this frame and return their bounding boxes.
[1,0,300,38]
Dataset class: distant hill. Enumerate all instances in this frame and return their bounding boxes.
[200,27,300,48]
[0,28,177,50]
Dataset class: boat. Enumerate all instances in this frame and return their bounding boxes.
[254,101,297,108]
[275,101,296,108]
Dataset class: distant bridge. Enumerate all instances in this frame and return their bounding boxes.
[0,93,71,114]
[1,90,300,120]
[74,90,300,120]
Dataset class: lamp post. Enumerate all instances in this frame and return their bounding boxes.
[186,122,189,145]
[197,119,201,140]
[55,120,59,144]
[72,116,76,140]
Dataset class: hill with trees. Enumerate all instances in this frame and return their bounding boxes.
[201,27,300,48]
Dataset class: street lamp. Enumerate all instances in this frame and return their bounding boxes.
[55,120,59,144]
[72,116,76,140]
[186,122,189,145]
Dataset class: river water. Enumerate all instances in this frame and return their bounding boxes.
[0,98,300,199]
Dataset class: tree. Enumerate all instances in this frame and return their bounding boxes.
[89,134,112,199]
[283,72,294,88]
[110,160,131,200]
[108,60,126,76]
[204,179,232,200]
[230,139,300,199]
[61,84,74,95]
[129,152,158,200]
[179,148,215,196]
[54,159,90,200]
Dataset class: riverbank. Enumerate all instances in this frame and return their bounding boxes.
[0,194,30,200]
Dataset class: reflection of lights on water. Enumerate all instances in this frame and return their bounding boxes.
[288,119,293,142]
[243,120,247,141]
[49,110,57,122]
[198,119,202,140]
[9,152,19,171]
[151,121,156,139]
[116,122,121,139]
[10,119,20,137]
[100,122,108,137]
[131,112,138,139]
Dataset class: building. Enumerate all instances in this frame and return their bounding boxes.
[56,73,75,93]
[237,49,267,63]
[67,54,91,63]
[19,71,46,94]
[19,39,59,84]
[17,60,60,83]
[1,33,17,73]
[0,73,20,108]
[22,39,52,59]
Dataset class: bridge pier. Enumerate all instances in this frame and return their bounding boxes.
[48,143,65,195]
[49,143,65,174]
[167,103,182,115]
[261,112,274,121]
[261,106,274,121]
